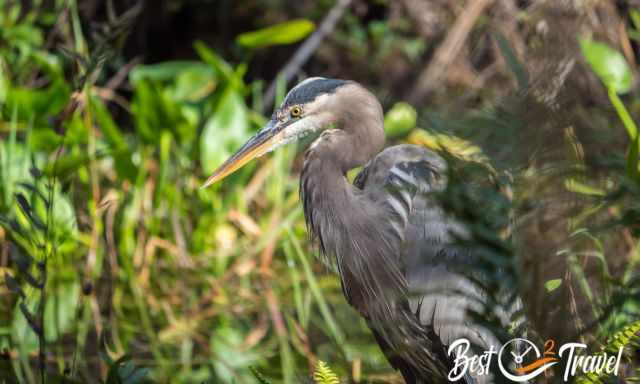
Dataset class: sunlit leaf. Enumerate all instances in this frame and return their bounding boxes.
[384,102,416,138]
[408,130,495,173]
[544,279,562,293]
[564,178,606,196]
[236,19,315,49]
[580,38,633,94]
[313,361,340,384]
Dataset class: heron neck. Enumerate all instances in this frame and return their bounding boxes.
[300,148,406,315]
[300,150,355,247]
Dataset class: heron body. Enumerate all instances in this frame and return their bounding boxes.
[204,78,509,383]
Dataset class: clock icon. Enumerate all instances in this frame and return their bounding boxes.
[498,338,559,382]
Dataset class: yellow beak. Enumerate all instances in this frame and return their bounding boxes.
[201,120,283,188]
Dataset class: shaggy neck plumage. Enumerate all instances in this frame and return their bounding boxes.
[300,141,406,316]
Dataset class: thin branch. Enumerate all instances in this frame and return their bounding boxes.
[263,0,352,111]
[408,0,495,104]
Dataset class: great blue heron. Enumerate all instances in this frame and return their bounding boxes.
[203,78,512,383]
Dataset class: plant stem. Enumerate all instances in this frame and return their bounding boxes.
[608,87,639,142]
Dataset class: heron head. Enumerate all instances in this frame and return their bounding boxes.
[202,77,357,187]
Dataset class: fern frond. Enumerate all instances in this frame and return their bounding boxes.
[605,319,640,354]
[313,361,340,384]
[575,320,640,383]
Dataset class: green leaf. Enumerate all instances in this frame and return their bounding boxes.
[628,133,640,180]
[44,282,80,342]
[630,9,640,31]
[172,65,216,102]
[5,80,70,122]
[129,61,211,84]
[564,178,606,196]
[194,41,246,92]
[91,97,137,181]
[544,278,562,293]
[194,41,235,82]
[30,128,64,152]
[200,88,250,176]
[12,299,39,353]
[236,19,315,49]
[384,102,417,138]
[580,38,633,94]
[42,152,91,179]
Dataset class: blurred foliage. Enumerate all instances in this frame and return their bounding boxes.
[0,0,639,383]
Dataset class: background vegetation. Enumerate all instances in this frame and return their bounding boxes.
[0,0,639,383]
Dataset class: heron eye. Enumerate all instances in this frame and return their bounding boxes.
[290,106,303,118]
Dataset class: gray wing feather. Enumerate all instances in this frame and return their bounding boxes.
[356,144,510,383]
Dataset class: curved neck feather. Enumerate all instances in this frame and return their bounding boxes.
[300,148,406,315]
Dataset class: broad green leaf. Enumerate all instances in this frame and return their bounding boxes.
[384,102,416,138]
[200,88,250,175]
[5,80,70,121]
[236,19,315,49]
[129,61,211,84]
[30,128,63,152]
[580,38,633,94]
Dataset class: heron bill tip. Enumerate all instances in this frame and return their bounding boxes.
[200,122,282,189]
